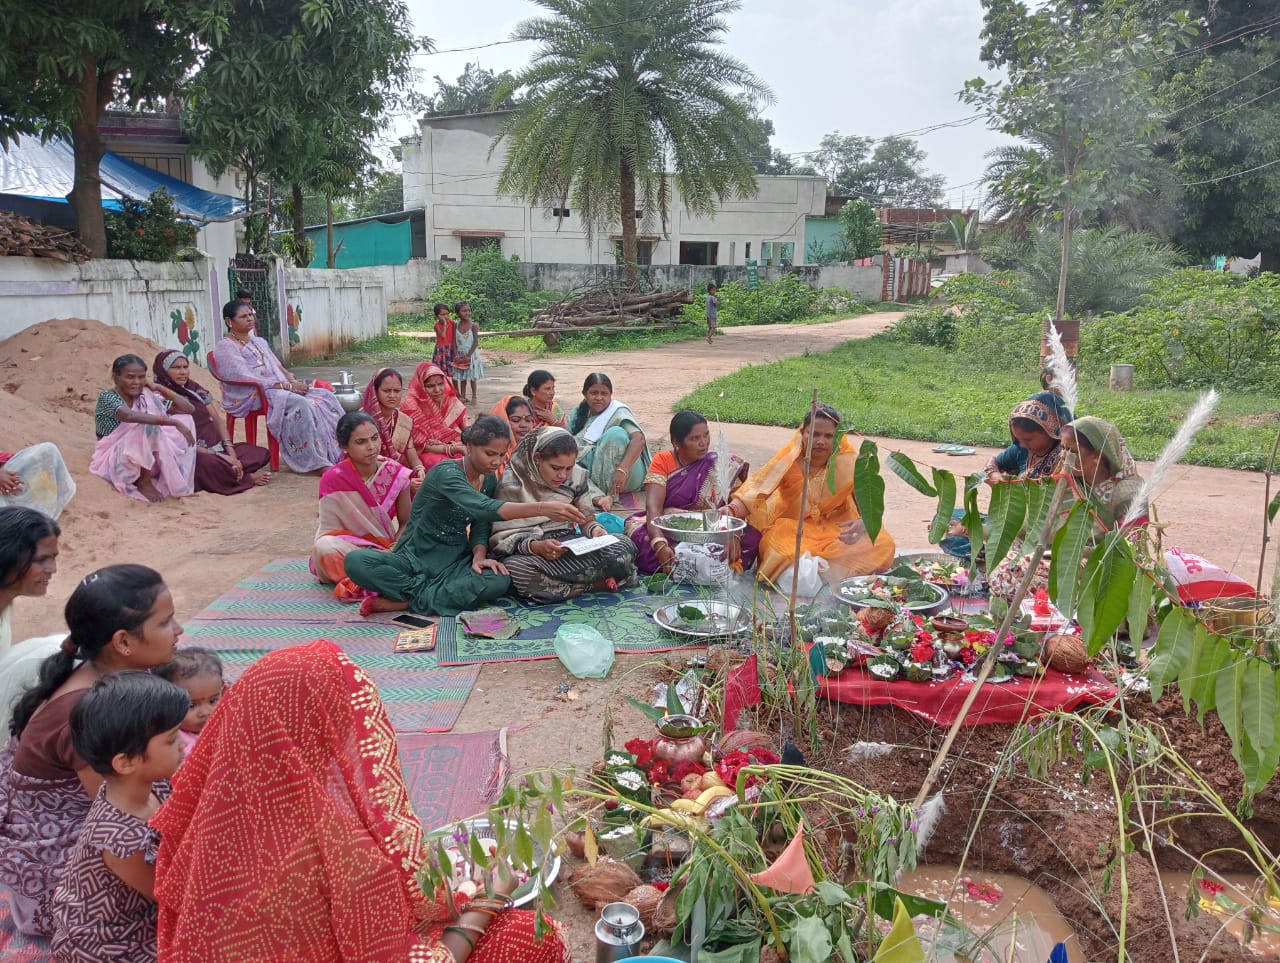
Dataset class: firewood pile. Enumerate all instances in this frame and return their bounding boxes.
[0,211,90,262]
[531,281,693,330]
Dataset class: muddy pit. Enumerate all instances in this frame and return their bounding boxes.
[811,692,1280,962]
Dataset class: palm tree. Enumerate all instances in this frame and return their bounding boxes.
[493,0,771,285]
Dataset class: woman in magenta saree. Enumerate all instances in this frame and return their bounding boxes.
[625,410,760,575]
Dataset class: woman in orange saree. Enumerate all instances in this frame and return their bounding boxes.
[153,639,571,963]
[401,362,468,471]
[728,403,895,588]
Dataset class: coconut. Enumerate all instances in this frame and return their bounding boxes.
[567,858,643,910]
[1044,634,1089,674]
[653,886,678,934]
[718,730,772,755]
[858,606,894,634]
[623,884,664,932]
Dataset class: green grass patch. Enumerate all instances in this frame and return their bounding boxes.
[678,334,1280,471]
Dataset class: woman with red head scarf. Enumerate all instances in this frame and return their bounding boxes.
[400,362,468,471]
[153,640,572,963]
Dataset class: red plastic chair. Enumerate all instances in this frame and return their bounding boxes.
[206,352,281,471]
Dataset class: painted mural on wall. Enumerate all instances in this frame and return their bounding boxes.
[286,303,302,345]
[169,305,201,360]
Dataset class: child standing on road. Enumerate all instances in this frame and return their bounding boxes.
[705,283,720,345]
[430,303,456,383]
[153,648,224,761]
[451,300,483,404]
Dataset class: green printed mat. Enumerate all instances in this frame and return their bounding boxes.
[435,583,713,666]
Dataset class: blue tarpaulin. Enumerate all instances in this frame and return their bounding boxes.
[0,136,246,223]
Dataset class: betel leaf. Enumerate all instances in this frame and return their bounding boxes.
[789,913,834,963]
[927,468,957,544]
[886,451,937,497]
[1146,607,1198,702]
[984,481,1027,568]
[854,439,885,543]
[677,604,707,623]
[1048,501,1090,616]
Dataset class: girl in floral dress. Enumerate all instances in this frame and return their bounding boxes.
[51,671,188,962]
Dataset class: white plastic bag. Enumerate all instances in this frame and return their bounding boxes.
[777,552,829,597]
[552,623,615,678]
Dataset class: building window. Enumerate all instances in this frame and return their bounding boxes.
[614,240,654,265]
[634,210,644,220]
[678,241,718,266]
[550,207,570,218]
[461,236,501,256]
[744,242,752,260]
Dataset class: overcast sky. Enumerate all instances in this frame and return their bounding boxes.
[393,0,1010,209]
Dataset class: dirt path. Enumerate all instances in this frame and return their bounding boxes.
[5,312,1268,960]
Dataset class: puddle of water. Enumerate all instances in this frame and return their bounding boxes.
[1160,871,1280,956]
[896,866,1082,963]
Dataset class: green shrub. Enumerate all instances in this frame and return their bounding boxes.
[695,275,865,326]
[891,271,1042,363]
[1080,269,1280,389]
[424,243,560,329]
[887,307,958,348]
[104,189,197,261]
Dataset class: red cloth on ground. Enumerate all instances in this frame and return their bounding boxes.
[819,665,1117,726]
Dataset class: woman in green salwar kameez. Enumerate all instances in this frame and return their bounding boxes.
[346,416,588,616]
[568,373,650,496]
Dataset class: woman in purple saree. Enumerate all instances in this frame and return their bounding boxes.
[625,410,760,575]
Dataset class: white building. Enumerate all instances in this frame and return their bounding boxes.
[401,110,825,267]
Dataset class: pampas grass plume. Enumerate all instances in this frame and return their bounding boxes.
[845,741,895,762]
[1123,389,1220,526]
[915,792,947,858]
[1046,320,1079,414]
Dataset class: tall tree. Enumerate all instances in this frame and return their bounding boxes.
[494,0,770,284]
[733,98,796,175]
[964,0,1194,341]
[0,2,229,256]
[427,62,519,114]
[803,132,944,205]
[183,0,420,261]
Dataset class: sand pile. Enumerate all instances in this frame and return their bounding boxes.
[1,318,316,639]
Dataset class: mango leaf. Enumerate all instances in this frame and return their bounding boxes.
[887,451,936,497]
[927,469,957,544]
[665,681,685,717]
[1048,502,1091,616]
[789,914,834,963]
[1245,672,1280,798]
[847,881,947,922]
[855,440,885,543]
[984,481,1027,570]
[1025,477,1056,537]
[1146,608,1198,702]
[1080,537,1138,655]
[1269,489,1280,522]
[1127,567,1154,651]
[513,823,535,868]
[960,474,984,563]
[872,897,927,963]
[1243,660,1277,756]
[827,424,847,493]
[1190,631,1228,723]
[624,696,666,724]
[1215,657,1247,771]
[1181,626,1211,716]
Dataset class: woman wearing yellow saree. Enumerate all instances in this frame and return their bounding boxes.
[727,404,895,587]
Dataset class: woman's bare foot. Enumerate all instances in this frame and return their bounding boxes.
[589,577,620,592]
[360,595,408,617]
[135,476,165,503]
[250,469,271,487]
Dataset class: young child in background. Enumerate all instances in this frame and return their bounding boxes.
[51,671,188,963]
[431,302,456,386]
[705,283,720,345]
[153,648,224,760]
[451,299,483,404]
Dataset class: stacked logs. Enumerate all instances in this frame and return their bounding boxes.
[532,281,693,331]
[0,211,90,262]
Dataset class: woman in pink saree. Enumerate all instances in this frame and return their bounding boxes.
[90,354,196,503]
[212,300,343,473]
[311,413,413,600]
[400,362,468,471]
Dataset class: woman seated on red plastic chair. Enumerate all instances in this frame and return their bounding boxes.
[211,300,343,473]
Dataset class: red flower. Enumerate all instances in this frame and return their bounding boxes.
[911,614,924,627]
[910,642,934,663]
[1198,879,1226,896]
[914,629,935,645]
[715,747,779,788]
[651,881,670,892]
[1033,588,1051,616]
[624,738,655,769]
[959,646,978,666]
[647,761,670,785]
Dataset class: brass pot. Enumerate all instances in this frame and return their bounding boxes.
[653,715,707,765]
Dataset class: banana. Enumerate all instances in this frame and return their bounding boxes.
[641,810,709,832]
[694,786,735,809]
[669,798,703,814]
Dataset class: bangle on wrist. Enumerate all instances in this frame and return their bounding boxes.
[444,926,476,951]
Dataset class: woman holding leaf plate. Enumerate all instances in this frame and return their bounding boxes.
[726,403,895,589]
